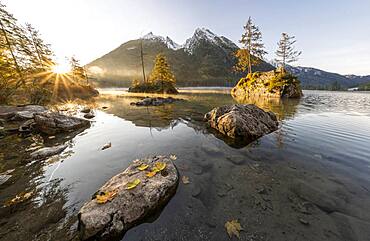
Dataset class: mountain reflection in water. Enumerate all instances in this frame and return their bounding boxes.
[1,89,370,241]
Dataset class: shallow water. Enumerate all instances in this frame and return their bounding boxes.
[1,89,370,241]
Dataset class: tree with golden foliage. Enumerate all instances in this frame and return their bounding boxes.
[149,54,175,84]
[234,16,267,75]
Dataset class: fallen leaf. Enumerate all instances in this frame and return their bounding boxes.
[155,162,166,171]
[137,164,149,171]
[182,176,190,184]
[225,220,243,239]
[125,179,141,190]
[4,191,34,207]
[146,171,157,178]
[96,190,118,204]
[170,154,177,160]
[101,142,112,150]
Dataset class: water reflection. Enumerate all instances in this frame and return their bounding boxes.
[96,90,300,148]
[232,94,301,121]
[1,89,370,241]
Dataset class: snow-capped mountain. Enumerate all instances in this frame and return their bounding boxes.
[86,28,271,86]
[183,28,238,54]
[142,28,238,54]
[142,32,181,50]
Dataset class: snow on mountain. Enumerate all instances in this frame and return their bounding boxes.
[183,28,237,54]
[142,28,237,54]
[142,32,181,50]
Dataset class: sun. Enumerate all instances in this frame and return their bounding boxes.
[52,62,71,74]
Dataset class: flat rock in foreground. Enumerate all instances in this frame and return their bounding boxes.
[78,156,179,240]
[204,104,278,142]
[34,112,90,135]
[0,105,47,120]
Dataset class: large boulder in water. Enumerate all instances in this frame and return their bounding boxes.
[78,156,179,240]
[34,112,90,135]
[204,104,278,142]
[231,68,303,99]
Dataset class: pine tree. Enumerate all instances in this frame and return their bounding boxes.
[25,23,54,71]
[235,17,267,75]
[275,33,301,70]
[149,54,175,84]
[0,3,24,85]
[70,56,88,84]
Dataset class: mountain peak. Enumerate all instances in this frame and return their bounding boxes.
[184,27,237,54]
[142,32,181,50]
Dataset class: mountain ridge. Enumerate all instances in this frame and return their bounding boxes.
[87,28,370,89]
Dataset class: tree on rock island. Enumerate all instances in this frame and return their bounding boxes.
[275,33,301,70]
[234,16,267,75]
[149,53,176,86]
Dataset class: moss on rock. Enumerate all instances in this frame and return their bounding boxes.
[231,68,303,98]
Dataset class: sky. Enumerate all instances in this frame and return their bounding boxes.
[3,0,370,75]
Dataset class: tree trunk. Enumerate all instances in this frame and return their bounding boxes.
[140,40,146,83]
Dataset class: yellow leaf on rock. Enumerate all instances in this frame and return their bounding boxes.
[182,176,190,184]
[137,164,149,171]
[125,179,141,190]
[96,190,118,204]
[146,171,157,178]
[155,162,166,171]
[225,220,243,239]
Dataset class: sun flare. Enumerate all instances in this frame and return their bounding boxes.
[52,62,71,74]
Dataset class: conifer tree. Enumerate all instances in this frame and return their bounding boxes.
[0,3,24,84]
[275,33,301,70]
[70,56,88,84]
[25,23,54,71]
[149,54,175,84]
[235,17,267,75]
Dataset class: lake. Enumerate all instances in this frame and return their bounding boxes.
[1,89,370,241]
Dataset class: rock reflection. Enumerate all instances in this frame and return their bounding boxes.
[232,94,300,120]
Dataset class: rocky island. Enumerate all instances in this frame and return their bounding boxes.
[231,68,303,99]
[128,54,179,94]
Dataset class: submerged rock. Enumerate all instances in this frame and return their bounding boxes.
[130,97,182,106]
[204,104,278,142]
[30,144,67,159]
[34,112,90,135]
[78,156,179,240]
[231,68,303,99]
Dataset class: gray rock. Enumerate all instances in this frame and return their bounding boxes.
[78,156,179,240]
[81,107,91,113]
[0,169,14,185]
[34,112,90,135]
[131,97,181,106]
[0,105,47,120]
[19,119,35,132]
[30,144,67,159]
[204,104,279,141]
[290,180,345,213]
[84,113,95,119]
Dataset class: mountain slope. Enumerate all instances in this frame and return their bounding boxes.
[86,28,273,87]
[286,66,370,89]
[87,28,369,89]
